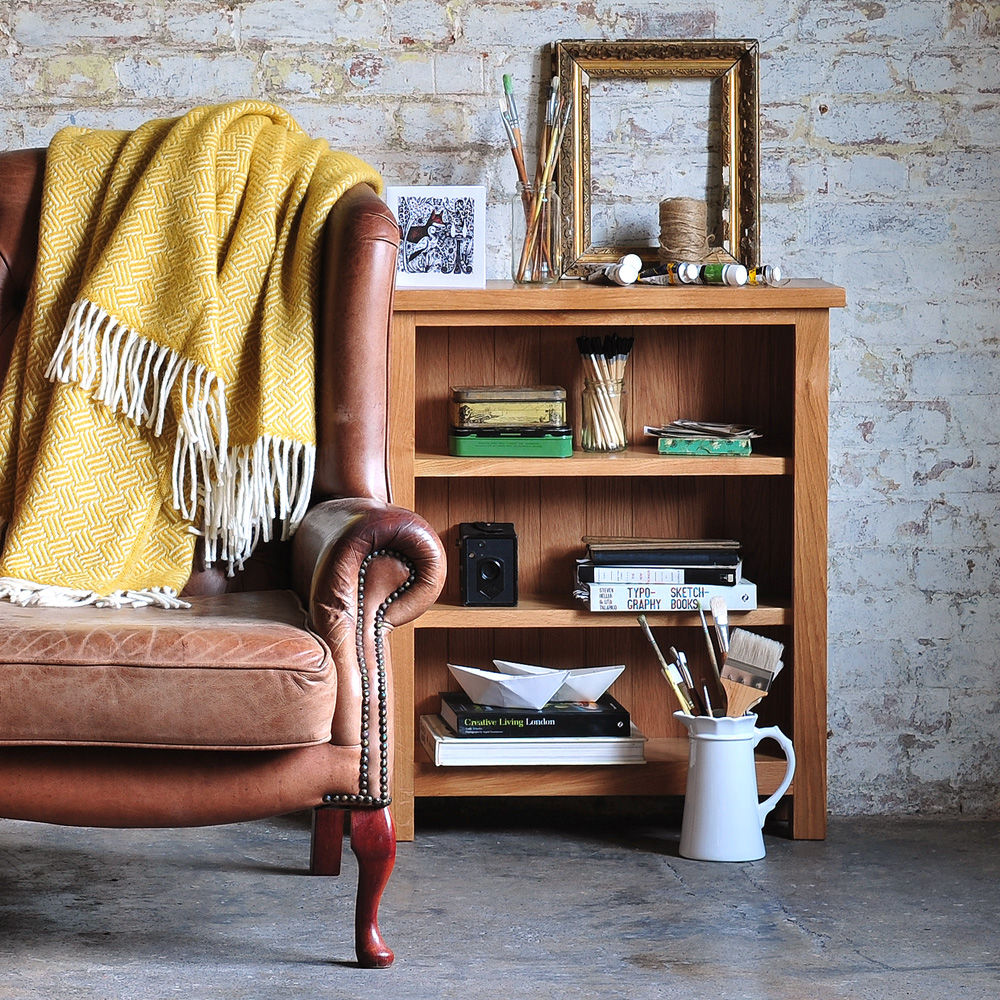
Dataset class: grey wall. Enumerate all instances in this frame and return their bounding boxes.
[2,1,997,815]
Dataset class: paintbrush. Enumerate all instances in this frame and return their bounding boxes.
[709,595,730,654]
[636,615,696,715]
[720,628,785,717]
[696,606,728,716]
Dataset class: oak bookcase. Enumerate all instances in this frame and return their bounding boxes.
[388,279,845,842]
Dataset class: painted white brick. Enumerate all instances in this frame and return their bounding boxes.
[823,51,898,93]
[161,6,239,47]
[909,50,1000,94]
[811,96,951,146]
[387,0,457,46]
[115,53,256,102]
[797,1,948,45]
[434,51,485,96]
[910,349,1000,399]
[13,1,160,46]
[239,0,388,45]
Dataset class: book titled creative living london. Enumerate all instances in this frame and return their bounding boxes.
[439,692,630,738]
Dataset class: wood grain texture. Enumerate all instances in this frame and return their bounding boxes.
[389,281,840,841]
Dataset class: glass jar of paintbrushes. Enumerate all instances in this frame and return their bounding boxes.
[577,335,633,452]
[512,182,561,284]
[499,72,571,285]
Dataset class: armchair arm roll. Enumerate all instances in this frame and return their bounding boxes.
[291,498,445,804]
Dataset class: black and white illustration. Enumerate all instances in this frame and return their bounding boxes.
[384,185,486,288]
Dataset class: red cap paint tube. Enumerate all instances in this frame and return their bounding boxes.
[746,264,783,286]
[698,262,748,286]
[638,261,700,285]
[586,253,642,286]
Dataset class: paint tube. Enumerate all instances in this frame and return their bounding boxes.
[586,253,642,286]
[638,261,700,285]
[698,262,748,286]
[746,264,783,286]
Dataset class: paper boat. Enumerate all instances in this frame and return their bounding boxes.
[493,660,625,703]
[446,663,569,710]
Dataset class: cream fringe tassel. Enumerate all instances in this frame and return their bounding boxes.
[0,575,188,609]
[33,297,317,599]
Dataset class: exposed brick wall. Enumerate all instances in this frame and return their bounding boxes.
[2,0,998,815]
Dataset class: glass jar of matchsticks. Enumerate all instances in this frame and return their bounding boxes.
[511,182,561,284]
[581,377,628,452]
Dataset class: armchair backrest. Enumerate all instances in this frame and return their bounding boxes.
[0,146,401,596]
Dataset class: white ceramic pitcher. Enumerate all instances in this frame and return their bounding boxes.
[675,711,796,862]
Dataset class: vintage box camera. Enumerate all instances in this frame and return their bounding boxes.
[457,522,518,606]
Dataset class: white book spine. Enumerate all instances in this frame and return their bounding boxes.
[588,565,687,584]
[586,579,757,613]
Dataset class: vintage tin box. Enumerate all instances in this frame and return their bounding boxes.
[449,385,567,428]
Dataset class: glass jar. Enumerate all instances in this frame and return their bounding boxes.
[512,181,561,284]
[581,376,628,452]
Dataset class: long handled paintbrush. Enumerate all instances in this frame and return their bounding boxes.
[720,628,784,717]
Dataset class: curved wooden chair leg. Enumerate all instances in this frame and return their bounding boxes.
[310,805,345,876]
[350,805,396,968]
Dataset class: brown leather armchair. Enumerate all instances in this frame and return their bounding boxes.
[0,148,446,968]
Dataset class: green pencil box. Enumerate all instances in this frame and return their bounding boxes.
[656,437,752,456]
[449,426,573,458]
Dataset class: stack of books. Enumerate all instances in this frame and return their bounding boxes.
[574,537,757,612]
[420,692,646,765]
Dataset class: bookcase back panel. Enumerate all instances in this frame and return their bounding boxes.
[414,620,794,744]
[415,476,792,603]
[414,627,696,740]
[414,324,795,454]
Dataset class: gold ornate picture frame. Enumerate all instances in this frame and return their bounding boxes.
[553,39,760,275]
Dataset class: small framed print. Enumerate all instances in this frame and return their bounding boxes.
[384,185,487,288]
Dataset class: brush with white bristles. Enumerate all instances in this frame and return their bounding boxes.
[720,628,785,717]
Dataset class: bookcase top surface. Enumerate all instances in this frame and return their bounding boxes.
[394,278,846,314]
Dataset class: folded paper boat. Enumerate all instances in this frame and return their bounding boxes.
[446,663,569,710]
[492,660,625,703]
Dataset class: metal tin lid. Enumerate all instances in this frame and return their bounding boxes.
[450,385,566,402]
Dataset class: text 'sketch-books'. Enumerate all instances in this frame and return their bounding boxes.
[419,715,647,766]
[439,692,630,738]
[581,579,758,613]
[574,558,741,587]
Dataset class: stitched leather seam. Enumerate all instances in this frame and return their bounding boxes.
[323,547,416,809]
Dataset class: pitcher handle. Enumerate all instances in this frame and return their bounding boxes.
[753,725,796,828]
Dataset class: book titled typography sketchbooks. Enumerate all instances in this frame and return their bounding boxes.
[581,579,758,613]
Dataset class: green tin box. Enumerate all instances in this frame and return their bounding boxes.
[656,436,752,456]
[449,426,573,458]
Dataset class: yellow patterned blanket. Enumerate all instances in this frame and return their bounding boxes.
[0,101,381,606]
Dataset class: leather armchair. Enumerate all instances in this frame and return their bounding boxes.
[0,148,446,968]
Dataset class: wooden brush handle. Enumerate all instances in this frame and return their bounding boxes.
[721,677,766,717]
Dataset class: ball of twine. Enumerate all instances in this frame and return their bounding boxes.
[658,197,712,262]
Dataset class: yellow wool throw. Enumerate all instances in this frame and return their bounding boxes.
[0,101,382,606]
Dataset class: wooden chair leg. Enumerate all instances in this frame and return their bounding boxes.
[350,805,396,968]
[310,805,345,876]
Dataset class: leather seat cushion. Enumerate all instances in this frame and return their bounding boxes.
[0,590,335,750]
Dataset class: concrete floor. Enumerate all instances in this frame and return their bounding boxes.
[0,800,997,1000]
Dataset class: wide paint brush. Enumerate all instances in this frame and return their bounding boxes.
[720,628,785,717]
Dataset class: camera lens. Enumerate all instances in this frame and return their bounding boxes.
[478,559,502,581]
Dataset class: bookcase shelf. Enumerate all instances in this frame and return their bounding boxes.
[389,279,844,842]
[413,738,793,798]
[416,596,791,629]
[414,449,792,477]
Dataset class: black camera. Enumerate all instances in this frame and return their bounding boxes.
[457,522,518,607]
